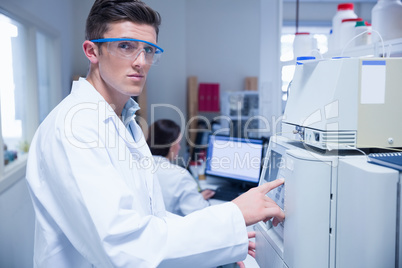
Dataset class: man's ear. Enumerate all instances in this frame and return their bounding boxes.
[83,40,100,64]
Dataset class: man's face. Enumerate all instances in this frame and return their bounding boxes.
[97,21,156,99]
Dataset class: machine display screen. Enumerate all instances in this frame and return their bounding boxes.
[265,150,285,210]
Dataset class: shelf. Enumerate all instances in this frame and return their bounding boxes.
[0,154,28,194]
[324,37,402,58]
[281,38,402,67]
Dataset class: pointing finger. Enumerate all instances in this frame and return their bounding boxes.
[259,178,285,194]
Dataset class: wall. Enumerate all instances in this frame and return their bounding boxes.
[139,0,260,126]
[186,0,260,93]
[73,0,95,78]
[259,0,282,133]
[0,178,34,267]
[148,0,261,156]
[144,0,187,127]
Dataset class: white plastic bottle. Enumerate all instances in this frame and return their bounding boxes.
[293,32,315,59]
[372,0,402,42]
[328,29,334,52]
[339,18,363,49]
[354,21,372,46]
[331,3,358,51]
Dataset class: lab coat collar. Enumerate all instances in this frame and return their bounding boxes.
[73,78,140,120]
[73,78,150,158]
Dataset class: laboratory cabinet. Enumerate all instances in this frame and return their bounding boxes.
[220,91,260,138]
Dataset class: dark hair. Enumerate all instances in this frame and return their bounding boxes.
[147,119,181,157]
[85,0,162,41]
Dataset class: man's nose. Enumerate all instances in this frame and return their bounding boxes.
[133,49,146,65]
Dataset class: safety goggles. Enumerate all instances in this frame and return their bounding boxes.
[91,38,164,65]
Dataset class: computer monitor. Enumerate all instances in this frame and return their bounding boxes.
[204,134,265,187]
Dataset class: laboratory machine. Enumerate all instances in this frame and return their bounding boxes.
[282,57,402,150]
[255,57,402,268]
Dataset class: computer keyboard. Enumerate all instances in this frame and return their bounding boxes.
[211,186,243,201]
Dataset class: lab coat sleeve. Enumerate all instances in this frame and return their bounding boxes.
[160,202,249,267]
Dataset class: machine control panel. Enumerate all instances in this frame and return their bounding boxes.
[263,150,286,238]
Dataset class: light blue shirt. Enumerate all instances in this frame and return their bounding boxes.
[121,98,141,142]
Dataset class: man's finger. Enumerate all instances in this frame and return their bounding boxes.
[248,249,256,258]
[237,261,245,268]
[264,207,285,223]
[248,241,256,250]
[259,178,285,194]
[247,231,256,239]
[263,195,277,205]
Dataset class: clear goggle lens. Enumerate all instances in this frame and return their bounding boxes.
[91,38,164,65]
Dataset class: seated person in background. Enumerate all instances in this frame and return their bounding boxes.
[147,119,215,216]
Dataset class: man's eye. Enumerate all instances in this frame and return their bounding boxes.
[144,46,155,54]
[117,42,136,50]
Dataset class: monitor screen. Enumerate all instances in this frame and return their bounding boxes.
[205,135,265,185]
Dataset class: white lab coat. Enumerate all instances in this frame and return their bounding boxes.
[152,156,209,216]
[25,78,248,268]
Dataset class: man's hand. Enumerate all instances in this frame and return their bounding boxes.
[236,231,256,268]
[231,179,285,226]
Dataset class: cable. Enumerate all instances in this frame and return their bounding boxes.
[311,48,324,59]
[296,0,299,34]
[340,29,385,58]
[371,29,386,58]
[344,145,369,162]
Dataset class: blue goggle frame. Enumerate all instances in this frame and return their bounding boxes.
[90,38,164,54]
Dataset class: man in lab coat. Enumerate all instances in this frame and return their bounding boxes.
[25,0,285,267]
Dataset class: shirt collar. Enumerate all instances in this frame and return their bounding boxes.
[121,98,140,127]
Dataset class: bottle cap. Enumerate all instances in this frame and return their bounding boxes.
[296,56,316,65]
[338,3,354,11]
[332,56,350,59]
[297,56,315,61]
[355,21,366,27]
